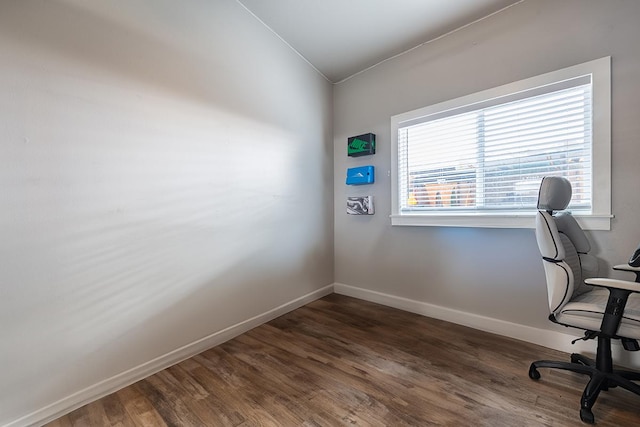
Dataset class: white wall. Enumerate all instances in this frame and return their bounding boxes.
[334,0,640,334]
[0,0,333,425]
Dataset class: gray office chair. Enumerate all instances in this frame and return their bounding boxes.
[530,176,640,423]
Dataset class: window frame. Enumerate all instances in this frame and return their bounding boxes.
[390,57,612,230]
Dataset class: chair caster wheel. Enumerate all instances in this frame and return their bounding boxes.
[571,354,580,364]
[580,408,595,424]
[529,365,541,380]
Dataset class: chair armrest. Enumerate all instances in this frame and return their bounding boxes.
[612,264,640,283]
[585,277,640,293]
[613,264,640,272]
[585,277,640,336]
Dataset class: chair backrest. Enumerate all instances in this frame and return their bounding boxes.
[535,177,596,314]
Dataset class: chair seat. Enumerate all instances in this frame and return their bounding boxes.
[555,289,640,339]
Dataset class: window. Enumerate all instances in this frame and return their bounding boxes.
[391,57,611,229]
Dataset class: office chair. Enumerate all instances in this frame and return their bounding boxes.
[530,176,640,423]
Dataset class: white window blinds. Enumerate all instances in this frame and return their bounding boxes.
[397,76,592,214]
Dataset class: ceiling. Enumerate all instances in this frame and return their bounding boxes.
[237,0,522,83]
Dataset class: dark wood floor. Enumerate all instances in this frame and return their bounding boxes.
[47,294,640,426]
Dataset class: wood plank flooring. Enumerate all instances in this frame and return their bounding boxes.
[47,294,640,426]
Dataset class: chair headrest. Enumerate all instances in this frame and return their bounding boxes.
[537,176,572,211]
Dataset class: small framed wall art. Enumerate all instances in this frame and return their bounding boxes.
[347,133,376,157]
[347,196,375,215]
[347,196,374,215]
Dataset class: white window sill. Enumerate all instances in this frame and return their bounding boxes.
[390,213,612,230]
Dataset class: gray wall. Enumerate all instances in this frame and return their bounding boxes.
[0,0,333,424]
[334,0,640,330]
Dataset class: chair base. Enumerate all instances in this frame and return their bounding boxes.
[530,351,640,424]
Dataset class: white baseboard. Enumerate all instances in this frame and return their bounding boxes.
[7,284,333,427]
[9,282,640,427]
[334,282,640,370]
